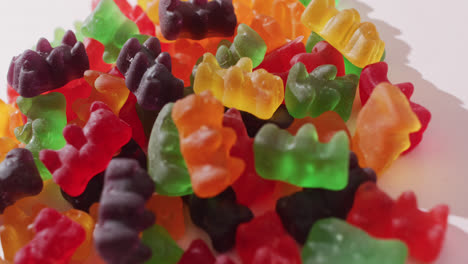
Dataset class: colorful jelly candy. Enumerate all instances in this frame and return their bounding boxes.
[216,23,266,68]
[15,93,67,180]
[352,83,421,174]
[94,158,155,264]
[194,53,284,119]
[63,209,95,261]
[0,98,23,143]
[276,152,376,244]
[117,37,184,111]
[240,105,294,137]
[109,0,156,36]
[254,123,349,189]
[142,224,183,264]
[177,239,235,264]
[60,172,104,213]
[158,0,237,40]
[184,188,253,252]
[7,31,89,98]
[256,37,306,75]
[119,94,149,151]
[301,0,385,68]
[236,211,301,264]
[0,149,43,213]
[82,0,140,63]
[0,137,18,163]
[291,41,346,77]
[285,64,358,121]
[359,62,431,153]
[172,91,245,198]
[84,38,113,72]
[302,218,408,264]
[347,182,449,262]
[14,208,86,264]
[40,102,132,196]
[146,194,185,240]
[147,103,192,196]
[249,14,287,52]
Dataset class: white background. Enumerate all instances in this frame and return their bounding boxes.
[0,0,468,262]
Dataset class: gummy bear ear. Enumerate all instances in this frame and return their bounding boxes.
[36,38,53,53]
[61,30,77,47]
[90,101,112,113]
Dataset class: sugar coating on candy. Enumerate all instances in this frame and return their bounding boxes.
[7,30,89,98]
[194,53,284,120]
[15,93,67,180]
[177,239,235,264]
[0,148,43,213]
[40,101,132,196]
[276,152,376,244]
[216,23,267,68]
[14,208,86,264]
[184,187,253,252]
[94,158,155,264]
[352,83,421,174]
[158,0,237,40]
[117,37,184,111]
[254,123,349,189]
[285,63,358,121]
[347,182,449,262]
[301,0,384,68]
[172,91,245,198]
[235,211,301,264]
[302,218,408,264]
[147,103,192,196]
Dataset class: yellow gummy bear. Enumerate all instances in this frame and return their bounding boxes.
[301,0,385,68]
[194,53,284,120]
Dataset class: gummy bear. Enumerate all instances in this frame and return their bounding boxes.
[359,62,431,153]
[177,239,235,264]
[14,208,86,264]
[352,83,421,174]
[158,0,237,40]
[63,209,95,261]
[302,218,408,264]
[60,172,104,213]
[172,91,245,198]
[148,103,192,196]
[15,93,67,180]
[119,93,149,152]
[50,78,93,122]
[347,182,449,262]
[285,63,358,121]
[0,98,23,143]
[0,137,18,163]
[236,211,301,264]
[301,0,385,68]
[240,105,294,137]
[142,224,184,264]
[7,31,89,98]
[194,53,284,119]
[290,41,346,77]
[276,152,376,244]
[109,0,156,36]
[84,38,114,72]
[249,14,287,53]
[184,188,253,252]
[146,194,185,240]
[0,149,43,213]
[94,158,155,264]
[223,108,276,206]
[216,23,267,68]
[254,123,349,189]
[82,0,140,63]
[166,39,206,85]
[40,101,132,196]
[256,37,306,76]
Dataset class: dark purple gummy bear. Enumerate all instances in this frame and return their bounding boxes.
[184,187,253,252]
[276,152,377,244]
[7,30,89,98]
[116,37,184,112]
[0,148,43,213]
[159,0,237,40]
[241,105,294,137]
[94,158,155,264]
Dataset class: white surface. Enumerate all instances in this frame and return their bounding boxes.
[0,0,467,263]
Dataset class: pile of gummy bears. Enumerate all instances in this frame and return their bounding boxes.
[0,0,449,263]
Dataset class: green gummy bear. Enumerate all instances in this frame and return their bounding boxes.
[50,21,84,48]
[215,23,267,68]
[147,103,192,196]
[254,123,349,190]
[142,225,183,264]
[285,63,358,121]
[305,31,324,53]
[302,218,408,264]
[82,0,140,63]
[15,93,67,180]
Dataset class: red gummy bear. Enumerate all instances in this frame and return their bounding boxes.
[14,208,86,264]
[177,239,235,264]
[236,211,301,264]
[84,38,113,73]
[256,37,306,75]
[359,62,431,153]
[51,78,93,121]
[223,108,275,206]
[347,182,449,262]
[40,101,132,196]
[290,41,345,77]
[119,93,148,153]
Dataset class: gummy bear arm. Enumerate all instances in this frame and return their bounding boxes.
[63,125,87,149]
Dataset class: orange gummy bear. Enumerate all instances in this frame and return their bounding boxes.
[146,194,185,240]
[172,91,245,198]
[0,99,23,160]
[64,209,95,261]
[352,83,421,175]
[166,39,206,86]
